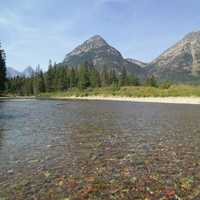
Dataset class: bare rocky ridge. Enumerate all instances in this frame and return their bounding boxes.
[148,31,200,82]
[126,58,147,68]
[65,35,118,57]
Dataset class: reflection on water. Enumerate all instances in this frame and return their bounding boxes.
[0,100,200,199]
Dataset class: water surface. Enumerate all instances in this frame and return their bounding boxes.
[0,100,200,199]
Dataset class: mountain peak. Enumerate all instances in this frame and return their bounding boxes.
[80,34,108,49]
[86,35,107,44]
[63,35,145,77]
[65,35,111,59]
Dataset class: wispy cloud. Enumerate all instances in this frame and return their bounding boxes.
[0,2,81,70]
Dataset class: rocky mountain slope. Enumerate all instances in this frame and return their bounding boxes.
[63,35,145,77]
[126,58,147,68]
[148,31,200,82]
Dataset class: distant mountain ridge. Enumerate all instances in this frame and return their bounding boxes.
[6,67,21,78]
[23,66,34,77]
[7,66,34,78]
[8,31,200,83]
[125,58,147,68]
[63,32,200,83]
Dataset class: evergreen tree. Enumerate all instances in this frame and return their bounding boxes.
[145,75,158,87]
[90,68,100,88]
[25,78,34,95]
[119,66,128,86]
[101,65,109,87]
[33,66,46,94]
[57,66,68,91]
[38,71,46,93]
[6,59,143,95]
[69,67,77,88]
[78,62,90,90]
[46,60,54,92]
[127,74,140,86]
[0,43,6,93]
[109,70,118,86]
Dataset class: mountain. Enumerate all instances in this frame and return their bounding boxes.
[126,58,147,68]
[63,35,145,77]
[22,66,34,77]
[6,67,21,78]
[6,66,34,78]
[148,31,200,83]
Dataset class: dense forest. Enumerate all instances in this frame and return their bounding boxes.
[0,43,6,94]
[7,60,158,96]
[0,43,159,96]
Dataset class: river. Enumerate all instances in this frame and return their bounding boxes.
[0,99,200,199]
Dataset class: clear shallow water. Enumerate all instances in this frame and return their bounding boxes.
[0,100,200,199]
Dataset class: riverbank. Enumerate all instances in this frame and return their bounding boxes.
[1,96,200,105]
[0,96,35,100]
[2,85,200,104]
[37,85,200,104]
[39,96,200,105]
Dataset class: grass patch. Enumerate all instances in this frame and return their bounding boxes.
[38,85,200,98]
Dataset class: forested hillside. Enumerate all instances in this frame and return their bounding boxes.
[6,60,142,96]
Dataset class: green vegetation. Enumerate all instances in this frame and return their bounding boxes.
[0,43,6,94]
[6,60,139,96]
[5,57,200,98]
[39,85,200,98]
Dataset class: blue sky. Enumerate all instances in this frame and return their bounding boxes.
[0,0,200,71]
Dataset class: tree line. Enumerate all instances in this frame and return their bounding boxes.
[0,43,6,94]
[6,60,142,95]
[0,43,161,96]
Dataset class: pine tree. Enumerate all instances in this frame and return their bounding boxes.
[145,75,158,87]
[46,60,54,92]
[69,67,77,88]
[78,62,90,90]
[38,70,46,93]
[57,66,68,91]
[0,43,6,93]
[33,65,46,94]
[119,66,128,86]
[90,68,100,88]
[101,65,109,87]
[109,70,117,84]
[127,74,140,86]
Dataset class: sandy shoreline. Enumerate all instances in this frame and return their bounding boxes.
[1,96,200,104]
[42,96,200,105]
